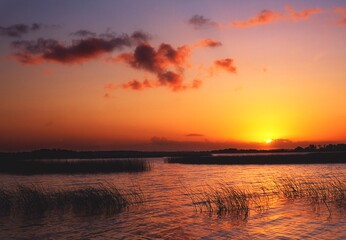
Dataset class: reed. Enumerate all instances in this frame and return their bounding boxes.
[275,176,346,214]
[0,184,144,217]
[185,176,345,218]
[186,182,269,219]
[0,158,151,175]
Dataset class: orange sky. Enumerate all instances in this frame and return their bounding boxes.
[0,1,346,151]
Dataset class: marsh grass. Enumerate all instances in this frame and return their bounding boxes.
[185,182,270,219]
[185,176,345,219]
[0,183,144,218]
[275,176,346,215]
[0,159,151,175]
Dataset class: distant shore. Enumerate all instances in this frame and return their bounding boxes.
[166,152,346,165]
[1,144,345,160]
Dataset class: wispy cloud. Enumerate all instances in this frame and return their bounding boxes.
[231,10,282,28]
[231,6,322,28]
[285,6,322,20]
[194,39,222,48]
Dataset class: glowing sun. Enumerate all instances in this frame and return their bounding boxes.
[265,138,272,144]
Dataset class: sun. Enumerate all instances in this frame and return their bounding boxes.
[265,138,272,144]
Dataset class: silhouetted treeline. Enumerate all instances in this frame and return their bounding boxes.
[0,149,211,161]
[167,152,346,165]
[0,144,345,161]
[212,144,346,154]
[0,159,151,175]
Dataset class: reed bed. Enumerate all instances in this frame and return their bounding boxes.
[185,176,345,218]
[275,176,346,214]
[0,184,144,218]
[185,183,270,219]
[0,158,151,175]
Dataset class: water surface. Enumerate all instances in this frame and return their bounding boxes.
[0,158,345,239]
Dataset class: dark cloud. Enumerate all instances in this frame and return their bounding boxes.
[214,58,237,74]
[70,30,151,42]
[12,35,133,64]
[131,31,151,42]
[186,133,204,137]
[11,30,152,64]
[0,23,42,37]
[188,15,218,29]
[117,43,197,91]
[111,39,229,91]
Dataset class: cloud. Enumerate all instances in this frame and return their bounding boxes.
[186,133,204,137]
[7,25,224,92]
[11,34,135,64]
[285,6,322,20]
[116,43,199,91]
[231,6,322,28]
[231,10,282,28]
[214,58,237,74]
[108,38,226,91]
[195,39,222,48]
[188,15,218,29]
[131,30,151,42]
[0,23,42,37]
[122,79,154,90]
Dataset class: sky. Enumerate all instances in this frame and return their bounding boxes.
[0,0,346,151]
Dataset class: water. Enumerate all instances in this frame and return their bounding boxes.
[0,159,345,239]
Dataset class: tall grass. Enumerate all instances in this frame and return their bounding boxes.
[275,176,346,215]
[0,184,144,218]
[185,183,270,219]
[0,159,151,175]
[185,176,345,219]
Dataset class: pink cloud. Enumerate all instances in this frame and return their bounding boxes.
[231,10,282,28]
[214,58,237,74]
[231,6,323,28]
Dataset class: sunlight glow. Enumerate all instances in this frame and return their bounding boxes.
[266,139,272,144]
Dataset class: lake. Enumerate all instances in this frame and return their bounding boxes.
[0,158,345,239]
